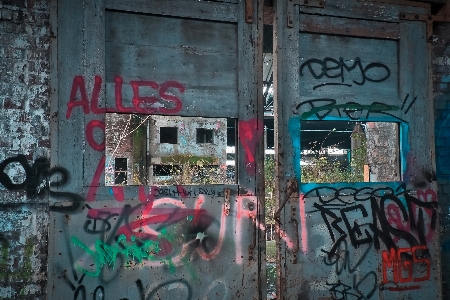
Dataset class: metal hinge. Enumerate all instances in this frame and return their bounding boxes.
[288,0,325,28]
[400,12,450,42]
[274,178,298,225]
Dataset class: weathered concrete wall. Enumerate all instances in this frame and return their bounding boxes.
[366,122,399,182]
[0,0,51,298]
[433,20,450,299]
[148,116,227,167]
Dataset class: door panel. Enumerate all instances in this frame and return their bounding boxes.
[105,11,239,118]
[49,0,264,299]
[275,1,439,299]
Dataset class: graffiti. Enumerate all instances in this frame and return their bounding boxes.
[72,234,161,277]
[57,191,253,298]
[74,195,228,279]
[303,184,405,203]
[400,94,418,115]
[65,75,185,118]
[65,75,185,157]
[304,185,437,297]
[322,239,370,275]
[293,98,402,121]
[0,155,84,212]
[238,118,264,175]
[64,270,224,300]
[387,189,436,244]
[382,246,430,288]
[65,277,194,300]
[327,272,377,300]
[300,57,390,88]
[87,156,107,201]
[293,93,417,121]
[85,120,106,151]
[144,279,192,300]
[87,172,226,202]
[321,238,377,299]
[64,271,128,300]
[58,74,260,298]
[62,192,262,294]
[307,185,436,298]
[313,82,352,90]
[308,186,437,253]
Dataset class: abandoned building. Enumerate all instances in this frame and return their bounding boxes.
[105,114,228,185]
[1,0,450,299]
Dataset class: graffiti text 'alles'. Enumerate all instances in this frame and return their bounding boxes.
[66,75,185,119]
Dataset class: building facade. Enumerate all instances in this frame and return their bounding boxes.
[0,0,450,299]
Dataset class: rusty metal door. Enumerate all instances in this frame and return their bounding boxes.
[274,0,440,299]
[48,0,265,299]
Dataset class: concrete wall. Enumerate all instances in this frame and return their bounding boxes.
[366,122,400,182]
[0,0,51,298]
[148,116,227,164]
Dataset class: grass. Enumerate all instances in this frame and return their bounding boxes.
[266,240,276,262]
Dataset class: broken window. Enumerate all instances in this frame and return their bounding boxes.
[196,128,214,144]
[300,121,400,183]
[105,113,236,186]
[114,158,128,185]
[160,127,178,144]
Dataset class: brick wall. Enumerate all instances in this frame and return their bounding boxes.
[433,21,450,298]
[0,0,50,298]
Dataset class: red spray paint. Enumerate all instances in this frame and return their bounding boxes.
[238,118,264,175]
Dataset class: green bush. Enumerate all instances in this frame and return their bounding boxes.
[301,133,367,183]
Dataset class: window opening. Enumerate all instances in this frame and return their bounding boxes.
[114,158,128,185]
[160,127,178,144]
[196,128,214,144]
[300,121,400,183]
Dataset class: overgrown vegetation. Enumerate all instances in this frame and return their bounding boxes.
[264,156,276,225]
[154,154,229,185]
[263,131,367,223]
[266,240,276,262]
[301,131,367,183]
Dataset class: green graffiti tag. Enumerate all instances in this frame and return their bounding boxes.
[71,234,161,277]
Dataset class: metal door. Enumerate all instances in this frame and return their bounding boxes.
[274,0,440,299]
[48,0,265,299]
